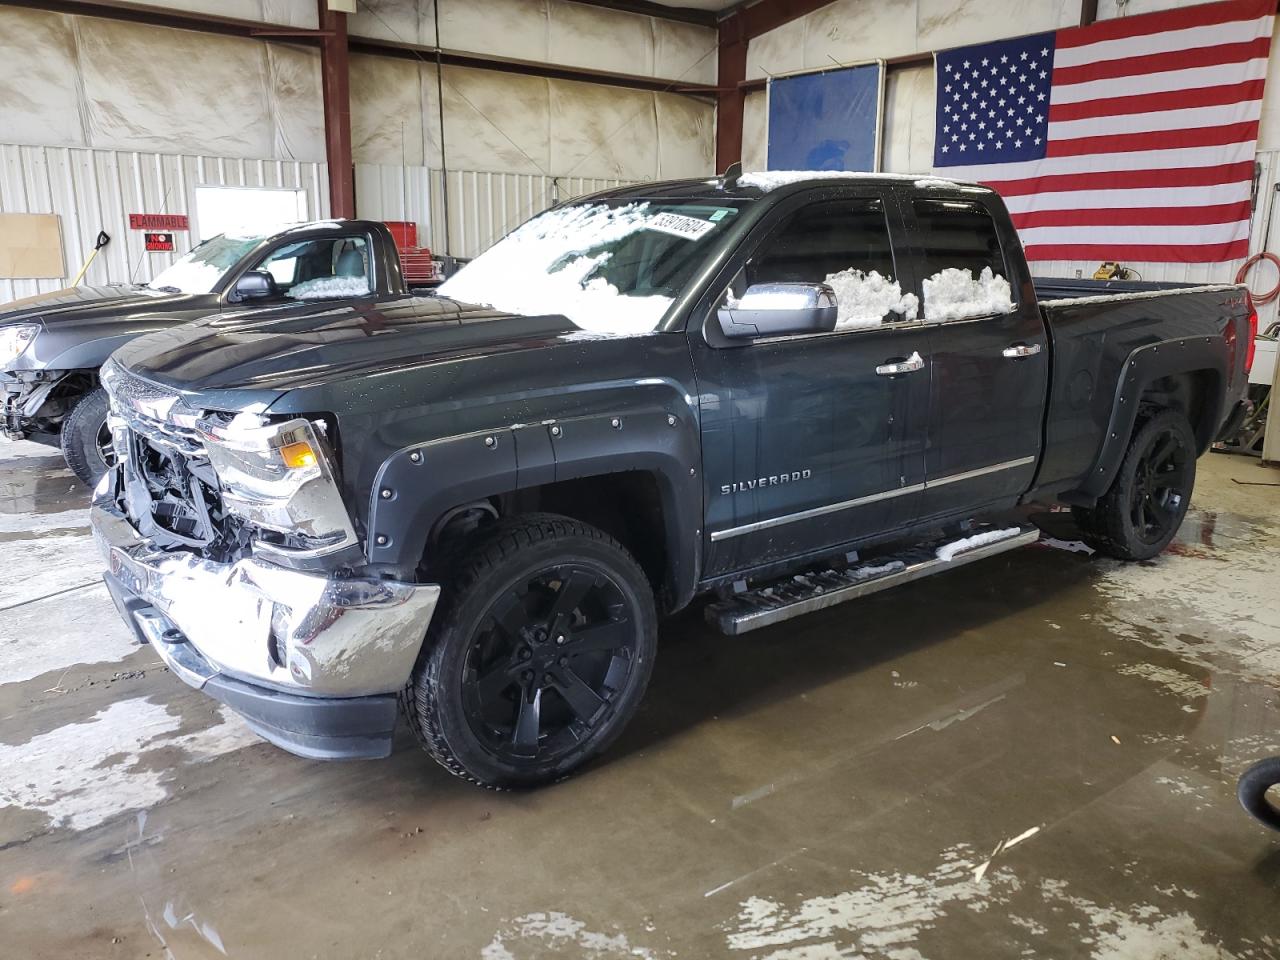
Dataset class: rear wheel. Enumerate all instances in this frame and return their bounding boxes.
[402,514,657,788]
[60,387,115,487]
[1073,409,1196,561]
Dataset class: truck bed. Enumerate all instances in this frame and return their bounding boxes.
[1032,276,1206,300]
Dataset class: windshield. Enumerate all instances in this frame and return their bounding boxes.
[438,200,748,334]
[146,235,264,294]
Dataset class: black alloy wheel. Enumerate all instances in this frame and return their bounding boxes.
[96,419,118,470]
[1073,409,1198,561]
[1128,422,1192,547]
[462,564,639,765]
[402,514,657,788]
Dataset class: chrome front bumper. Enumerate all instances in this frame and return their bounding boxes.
[91,501,440,699]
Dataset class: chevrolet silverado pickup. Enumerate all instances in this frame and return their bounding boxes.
[1,220,428,484]
[90,171,1256,788]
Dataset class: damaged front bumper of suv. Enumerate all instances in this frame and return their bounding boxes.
[91,467,440,760]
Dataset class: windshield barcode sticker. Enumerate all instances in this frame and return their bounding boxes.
[645,212,717,241]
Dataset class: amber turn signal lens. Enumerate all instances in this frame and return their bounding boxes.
[280,441,318,469]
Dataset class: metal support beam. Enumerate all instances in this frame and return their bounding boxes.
[561,0,718,27]
[716,17,748,172]
[318,0,354,219]
[714,0,840,170]
[0,0,717,98]
[1080,0,1099,27]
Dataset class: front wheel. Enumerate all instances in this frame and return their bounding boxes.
[60,387,115,487]
[1073,409,1197,561]
[402,514,657,789]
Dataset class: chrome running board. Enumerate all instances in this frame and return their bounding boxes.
[706,524,1041,636]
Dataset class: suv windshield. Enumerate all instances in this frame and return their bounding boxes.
[146,234,264,295]
[438,200,749,335]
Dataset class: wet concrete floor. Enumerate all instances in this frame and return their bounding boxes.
[2,439,1280,959]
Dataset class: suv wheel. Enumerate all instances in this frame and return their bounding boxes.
[1073,409,1196,561]
[60,387,115,487]
[402,514,657,788]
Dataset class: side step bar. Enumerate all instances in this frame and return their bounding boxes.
[706,524,1041,636]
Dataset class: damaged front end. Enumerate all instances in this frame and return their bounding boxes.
[2,369,79,443]
[91,360,440,760]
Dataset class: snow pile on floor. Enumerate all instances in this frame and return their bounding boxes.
[287,276,371,300]
[922,267,1015,322]
[438,202,674,335]
[824,269,920,328]
[937,527,1023,562]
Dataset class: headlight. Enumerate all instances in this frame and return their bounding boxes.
[0,324,38,366]
[199,414,358,559]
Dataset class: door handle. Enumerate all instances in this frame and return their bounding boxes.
[1002,343,1042,359]
[876,351,925,376]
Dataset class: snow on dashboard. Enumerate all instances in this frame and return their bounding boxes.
[922,267,1014,322]
[287,276,371,300]
[824,269,919,328]
[437,203,676,335]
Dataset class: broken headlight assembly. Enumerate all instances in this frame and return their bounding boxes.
[198,413,359,560]
[0,323,39,367]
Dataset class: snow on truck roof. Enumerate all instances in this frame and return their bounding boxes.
[593,171,991,202]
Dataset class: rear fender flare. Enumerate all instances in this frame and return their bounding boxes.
[1079,336,1226,498]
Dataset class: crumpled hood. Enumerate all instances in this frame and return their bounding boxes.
[112,294,581,396]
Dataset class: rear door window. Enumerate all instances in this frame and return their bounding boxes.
[912,200,1016,323]
[747,198,918,329]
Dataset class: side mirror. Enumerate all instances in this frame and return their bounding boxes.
[717,283,838,339]
[231,270,279,303]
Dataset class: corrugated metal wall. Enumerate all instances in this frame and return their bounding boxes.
[0,142,327,303]
[353,164,635,260]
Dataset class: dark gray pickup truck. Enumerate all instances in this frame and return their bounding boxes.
[1,219,417,484]
[90,171,1255,788]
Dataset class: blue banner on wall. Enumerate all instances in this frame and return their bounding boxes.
[766,63,882,172]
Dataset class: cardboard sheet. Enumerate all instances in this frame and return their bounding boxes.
[0,214,66,280]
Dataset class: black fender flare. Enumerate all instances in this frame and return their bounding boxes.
[1078,335,1227,499]
[364,408,702,608]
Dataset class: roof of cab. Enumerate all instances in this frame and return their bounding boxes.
[581,171,993,204]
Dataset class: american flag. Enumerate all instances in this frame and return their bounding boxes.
[933,0,1274,263]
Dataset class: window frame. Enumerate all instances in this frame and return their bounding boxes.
[699,186,921,348]
[907,196,1021,322]
[222,231,375,302]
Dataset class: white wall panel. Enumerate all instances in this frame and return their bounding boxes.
[0,8,325,162]
[114,0,317,27]
[352,0,716,85]
[354,164,632,261]
[350,57,714,182]
[881,64,935,174]
[742,91,768,173]
[0,143,326,304]
[0,10,84,149]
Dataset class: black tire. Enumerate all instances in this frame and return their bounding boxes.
[60,387,115,487]
[1238,757,1280,832]
[401,513,657,789]
[1072,409,1197,561]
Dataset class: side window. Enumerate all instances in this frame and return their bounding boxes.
[913,200,1015,323]
[255,236,371,300]
[745,198,917,330]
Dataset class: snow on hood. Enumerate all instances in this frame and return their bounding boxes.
[287,276,371,300]
[824,269,919,328]
[437,203,675,336]
[922,267,1015,322]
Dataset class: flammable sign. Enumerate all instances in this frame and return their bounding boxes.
[145,232,174,252]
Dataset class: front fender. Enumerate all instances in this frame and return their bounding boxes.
[364,383,702,607]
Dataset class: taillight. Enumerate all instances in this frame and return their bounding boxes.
[1246,305,1258,374]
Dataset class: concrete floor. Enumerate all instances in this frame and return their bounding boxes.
[2,440,1279,960]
